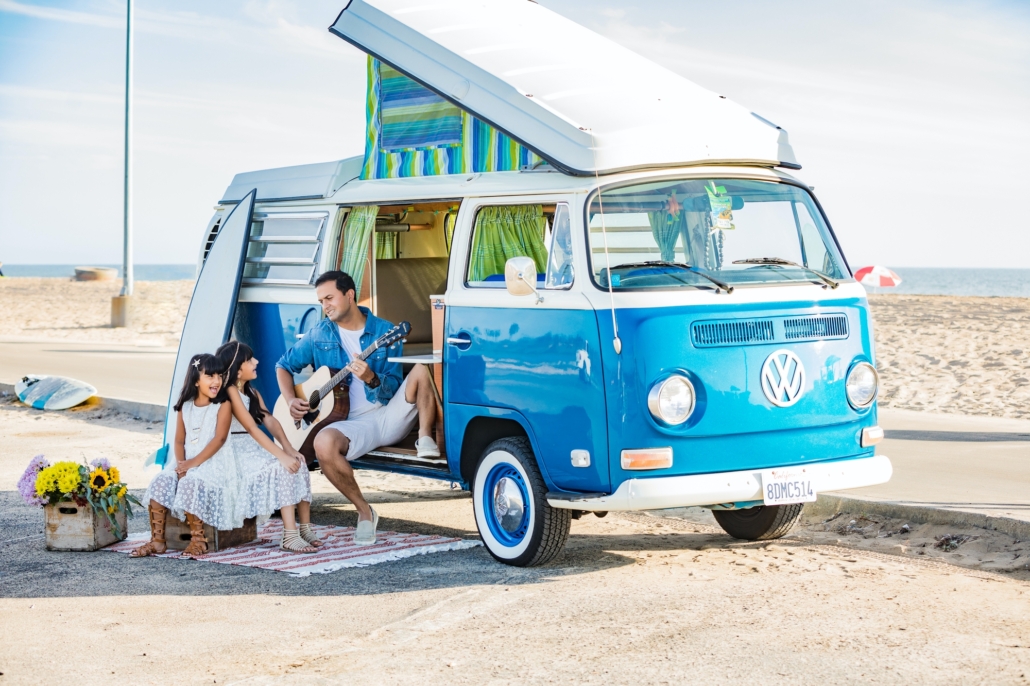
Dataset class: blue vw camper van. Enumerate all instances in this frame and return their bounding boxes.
[160,0,891,567]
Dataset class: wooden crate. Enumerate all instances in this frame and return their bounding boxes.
[44,502,127,551]
[164,516,257,552]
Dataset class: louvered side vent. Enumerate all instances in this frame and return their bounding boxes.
[202,220,222,264]
[783,314,849,341]
[692,319,775,347]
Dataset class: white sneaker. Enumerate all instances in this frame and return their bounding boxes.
[415,436,441,458]
[353,506,378,546]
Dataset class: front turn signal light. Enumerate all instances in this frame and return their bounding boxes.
[621,447,673,471]
[861,426,884,447]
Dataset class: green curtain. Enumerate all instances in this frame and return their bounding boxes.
[339,205,379,299]
[444,212,456,254]
[648,211,684,263]
[375,231,396,260]
[468,205,548,282]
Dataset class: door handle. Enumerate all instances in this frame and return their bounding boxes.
[447,332,472,350]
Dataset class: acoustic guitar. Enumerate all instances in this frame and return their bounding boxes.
[273,321,411,464]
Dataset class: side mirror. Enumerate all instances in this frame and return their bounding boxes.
[504,256,541,301]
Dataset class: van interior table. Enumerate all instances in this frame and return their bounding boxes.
[387,354,442,365]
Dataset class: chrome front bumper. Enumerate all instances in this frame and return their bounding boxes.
[547,455,892,512]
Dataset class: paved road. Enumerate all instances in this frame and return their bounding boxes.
[2,340,1027,521]
[845,408,1030,521]
[0,339,175,405]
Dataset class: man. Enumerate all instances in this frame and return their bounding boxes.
[276,270,439,545]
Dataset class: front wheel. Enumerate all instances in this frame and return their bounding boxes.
[473,437,571,567]
[712,503,804,541]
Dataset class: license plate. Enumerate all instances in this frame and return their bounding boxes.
[761,468,817,505]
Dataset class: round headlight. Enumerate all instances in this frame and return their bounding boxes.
[846,362,878,408]
[648,375,696,425]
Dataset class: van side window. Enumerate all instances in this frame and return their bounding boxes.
[544,203,574,289]
[466,205,549,287]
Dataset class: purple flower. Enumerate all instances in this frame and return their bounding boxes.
[90,457,111,471]
[17,455,49,507]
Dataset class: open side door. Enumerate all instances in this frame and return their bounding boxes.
[330,0,797,175]
[154,190,256,466]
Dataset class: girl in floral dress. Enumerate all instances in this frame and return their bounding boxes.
[217,341,320,553]
[132,354,239,559]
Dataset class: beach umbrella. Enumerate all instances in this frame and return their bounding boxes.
[854,265,902,288]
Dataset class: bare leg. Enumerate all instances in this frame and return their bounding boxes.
[404,364,438,439]
[296,499,311,525]
[280,504,297,530]
[314,428,373,522]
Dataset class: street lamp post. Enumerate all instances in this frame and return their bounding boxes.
[112,0,133,327]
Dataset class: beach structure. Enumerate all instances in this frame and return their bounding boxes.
[159,0,891,566]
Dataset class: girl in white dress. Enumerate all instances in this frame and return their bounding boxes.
[132,354,239,559]
[217,341,320,553]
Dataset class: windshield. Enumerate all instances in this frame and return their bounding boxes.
[588,178,848,291]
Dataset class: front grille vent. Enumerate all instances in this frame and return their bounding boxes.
[783,314,849,340]
[692,319,775,347]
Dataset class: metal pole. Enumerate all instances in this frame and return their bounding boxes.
[120,0,133,296]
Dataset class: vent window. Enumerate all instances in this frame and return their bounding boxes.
[242,212,328,286]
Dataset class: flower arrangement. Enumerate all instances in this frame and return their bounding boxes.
[19,455,141,537]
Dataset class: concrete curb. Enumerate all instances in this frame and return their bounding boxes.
[0,382,165,422]
[805,494,1030,541]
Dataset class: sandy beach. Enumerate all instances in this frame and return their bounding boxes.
[1,278,1027,419]
[0,277,193,346]
[2,397,1029,685]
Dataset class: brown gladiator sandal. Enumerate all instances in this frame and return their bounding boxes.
[180,513,208,558]
[130,502,168,557]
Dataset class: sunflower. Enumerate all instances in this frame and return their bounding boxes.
[89,469,110,491]
[117,486,127,499]
[108,466,121,484]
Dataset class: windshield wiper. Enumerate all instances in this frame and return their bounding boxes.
[611,261,734,293]
[732,257,839,289]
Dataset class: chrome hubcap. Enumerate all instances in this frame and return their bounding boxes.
[493,476,525,533]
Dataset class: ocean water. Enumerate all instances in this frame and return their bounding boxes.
[870,267,1030,298]
[1,264,195,280]
[2,264,1028,297]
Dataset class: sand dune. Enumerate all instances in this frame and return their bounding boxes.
[1,278,1026,418]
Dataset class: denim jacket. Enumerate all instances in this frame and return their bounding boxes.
[275,306,403,405]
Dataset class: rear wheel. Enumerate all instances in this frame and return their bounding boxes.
[472,437,571,566]
[712,503,804,541]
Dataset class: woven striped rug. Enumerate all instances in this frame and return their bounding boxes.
[105,519,481,576]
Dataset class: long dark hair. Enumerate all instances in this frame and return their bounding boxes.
[216,340,266,426]
[174,354,225,411]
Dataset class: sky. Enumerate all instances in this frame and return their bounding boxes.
[1,0,1028,268]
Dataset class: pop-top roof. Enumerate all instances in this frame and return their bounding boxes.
[330,0,799,176]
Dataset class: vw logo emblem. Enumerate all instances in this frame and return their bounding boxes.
[761,349,806,407]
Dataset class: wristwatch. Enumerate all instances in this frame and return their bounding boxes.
[367,372,381,389]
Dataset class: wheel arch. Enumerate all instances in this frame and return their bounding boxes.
[454,409,555,489]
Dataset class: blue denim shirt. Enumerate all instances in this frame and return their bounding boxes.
[275,306,403,405]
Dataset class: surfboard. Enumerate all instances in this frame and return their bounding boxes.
[16,375,98,410]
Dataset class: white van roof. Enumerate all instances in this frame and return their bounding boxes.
[219,157,363,203]
[220,157,793,207]
[330,0,799,176]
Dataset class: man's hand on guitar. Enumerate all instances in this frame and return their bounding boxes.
[347,356,376,385]
[289,397,310,421]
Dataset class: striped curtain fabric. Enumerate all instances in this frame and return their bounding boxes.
[361,57,543,180]
[339,206,379,300]
[468,205,548,282]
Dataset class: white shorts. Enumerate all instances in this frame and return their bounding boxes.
[324,377,418,461]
